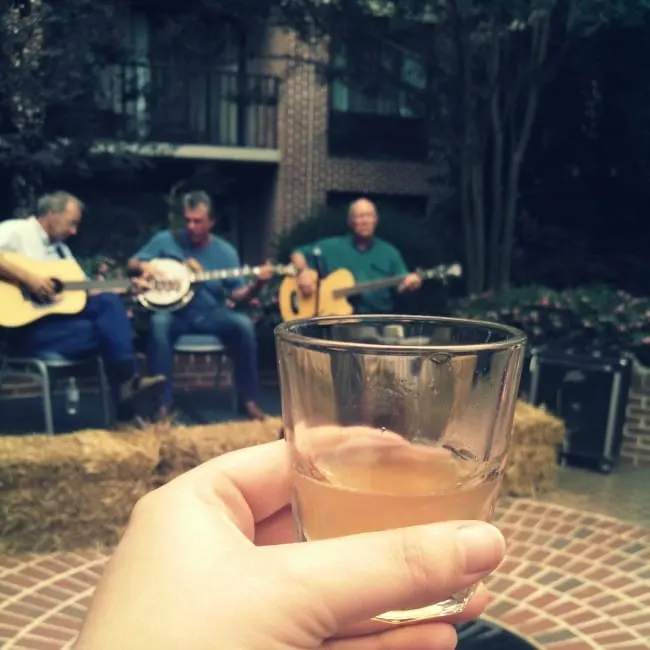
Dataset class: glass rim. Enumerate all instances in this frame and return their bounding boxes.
[275,314,527,354]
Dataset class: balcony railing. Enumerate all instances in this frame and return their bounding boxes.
[92,62,280,149]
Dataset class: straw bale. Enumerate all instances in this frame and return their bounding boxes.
[0,478,149,554]
[160,416,283,473]
[511,400,565,446]
[503,445,559,497]
[0,427,162,490]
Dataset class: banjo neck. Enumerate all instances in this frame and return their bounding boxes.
[193,264,294,284]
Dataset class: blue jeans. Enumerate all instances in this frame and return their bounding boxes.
[14,293,137,398]
[147,306,260,407]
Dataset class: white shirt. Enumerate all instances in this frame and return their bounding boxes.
[0,217,74,261]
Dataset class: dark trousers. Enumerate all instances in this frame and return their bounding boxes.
[147,305,260,407]
[15,293,137,400]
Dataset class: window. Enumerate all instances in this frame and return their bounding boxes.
[330,40,426,118]
[328,37,428,160]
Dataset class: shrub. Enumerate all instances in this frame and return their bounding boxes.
[452,284,650,351]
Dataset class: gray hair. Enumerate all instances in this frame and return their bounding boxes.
[182,190,213,218]
[36,191,84,217]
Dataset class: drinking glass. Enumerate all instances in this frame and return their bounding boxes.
[275,315,526,623]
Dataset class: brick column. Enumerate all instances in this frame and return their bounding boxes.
[621,361,650,466]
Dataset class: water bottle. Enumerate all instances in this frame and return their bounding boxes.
[65,377,80,416]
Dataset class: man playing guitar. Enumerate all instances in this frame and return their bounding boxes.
[290,197,422,313]
[128,191,273,421]
[0,191,165,425]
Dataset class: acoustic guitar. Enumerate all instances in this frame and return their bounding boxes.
[0,253,150,328]
[0,253,295,327]
[278,263,463,322]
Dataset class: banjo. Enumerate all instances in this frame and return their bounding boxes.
[137,258,296,312]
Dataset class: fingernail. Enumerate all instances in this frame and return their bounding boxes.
[456,523,506,575]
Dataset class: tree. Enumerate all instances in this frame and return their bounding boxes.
[277,0,650,293]
[0,0,144,212]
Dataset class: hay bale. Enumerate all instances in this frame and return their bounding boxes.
[511,401,565,446]
[503,401,565,497]
[0,479,149,554]
[160,416,282,473]
[503,445,559,497]
[0,426,162,490]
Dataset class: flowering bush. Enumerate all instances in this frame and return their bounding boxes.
[452,285,650,349]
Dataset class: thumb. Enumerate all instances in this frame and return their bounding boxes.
[285,521,505,632]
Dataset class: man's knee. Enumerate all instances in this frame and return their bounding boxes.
[231,313,255,340]
[149,312,174,342]
[88,292,125,312]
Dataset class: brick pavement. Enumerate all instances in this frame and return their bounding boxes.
[1,498,649,649]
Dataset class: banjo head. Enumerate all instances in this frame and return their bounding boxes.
[138,258,192,310]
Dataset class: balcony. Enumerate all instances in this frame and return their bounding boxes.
[47,62,281,162]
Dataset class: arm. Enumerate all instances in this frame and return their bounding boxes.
[229,253,262,305]
[128,233,166,277]
[290,250,309,272]
[0,253,33,285]
[391,249,410,277]
[290,243,321,297]
[392,248,421,293]
[0,230,56,297]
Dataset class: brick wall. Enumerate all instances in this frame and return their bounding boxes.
[622,361,650,466]
[269,31,443,231]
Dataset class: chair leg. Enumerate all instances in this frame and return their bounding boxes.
[227,355,238,413]
[215,353,237,413]
[36,362,55,435]
[97,357,112,427]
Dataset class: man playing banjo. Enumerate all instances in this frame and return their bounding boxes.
[128,191,273,421]
[0,191,165,425]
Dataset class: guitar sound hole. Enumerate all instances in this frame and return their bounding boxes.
[290,291,299,316]
[51,278,64,294]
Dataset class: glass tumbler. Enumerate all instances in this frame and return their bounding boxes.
[275,315,526,623]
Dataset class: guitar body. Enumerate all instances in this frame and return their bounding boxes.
[279,268,356,321]
[0,253,88,327]
[278,263,462,323]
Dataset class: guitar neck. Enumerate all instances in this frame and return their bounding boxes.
[63,279,131,292]
[333,264,462,299]
[196,265,291,283]
[335,275,405,298]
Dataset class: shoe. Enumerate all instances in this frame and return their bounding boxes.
[242,400,266,421]
[119,374,166,406]
[155,404,177,424]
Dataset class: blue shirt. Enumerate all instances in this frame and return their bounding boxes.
[133,230,245,311]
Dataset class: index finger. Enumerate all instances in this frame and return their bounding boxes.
[182,440,291,525]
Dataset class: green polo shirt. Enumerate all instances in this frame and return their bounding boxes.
[294,235,409,313]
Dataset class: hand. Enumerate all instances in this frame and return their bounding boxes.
[399,272,422,293]
[75,441,505,650]
[23,273,56,302]
[185,258,203,274]
[257,260,274,284]
[139,261,166,281]
[297,267,318,297]
[130,276,152,295]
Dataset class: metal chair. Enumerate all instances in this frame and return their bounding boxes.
[0,350,112,434]
[173,334,237,411]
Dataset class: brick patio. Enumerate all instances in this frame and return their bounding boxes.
[1,497,649,649]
